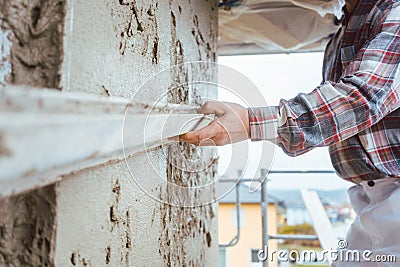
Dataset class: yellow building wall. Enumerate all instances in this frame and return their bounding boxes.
[218,203,278,267]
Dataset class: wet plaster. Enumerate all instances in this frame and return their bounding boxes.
[55,151,167,267]
[0,0,219,266]
[160,1,219,265]
[0,185,56,267]
[159,142,218,266]
[63,0,218,100]
[0,0,66,88]
[62,0,169,98]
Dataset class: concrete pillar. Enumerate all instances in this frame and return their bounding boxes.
[0,0,218,266]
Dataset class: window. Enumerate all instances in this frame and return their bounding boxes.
[251,249,261,263]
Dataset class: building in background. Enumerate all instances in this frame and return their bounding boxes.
[218,182,284,267]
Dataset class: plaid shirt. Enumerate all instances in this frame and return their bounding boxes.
[249,0,400,183]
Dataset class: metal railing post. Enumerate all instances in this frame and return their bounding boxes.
[260,168,268,267]
[218,170,336,265]
[219,170,242,248]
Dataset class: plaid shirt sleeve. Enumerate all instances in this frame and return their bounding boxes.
[249,5,400,157]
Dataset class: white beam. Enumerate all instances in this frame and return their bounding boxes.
[301,189,338,264]
[0,85,211,197]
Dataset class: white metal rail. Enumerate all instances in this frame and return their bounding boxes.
[218,169,336,267]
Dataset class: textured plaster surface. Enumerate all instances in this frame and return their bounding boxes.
[55,151,167,267]
[0,0,65,88]
[0,185,56,267]
[160,143,218,266]
[62,0,217,100]
[0,0,219,266]
[60,0,219,266]
[0,1,63,265]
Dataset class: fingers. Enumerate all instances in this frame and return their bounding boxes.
[197,138,217,146]
[199,101,227,116]
[178,120,221,145]
[172,101,246,146]
[180,133,229,146]
[199,134,231,146]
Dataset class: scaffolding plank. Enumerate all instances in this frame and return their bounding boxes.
[301,189,338,263]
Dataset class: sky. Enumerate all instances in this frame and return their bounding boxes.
[217,53,353,191]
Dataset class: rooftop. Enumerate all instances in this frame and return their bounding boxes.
[217,180,284,205]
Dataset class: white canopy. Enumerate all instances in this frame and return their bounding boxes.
[218,0,345,55]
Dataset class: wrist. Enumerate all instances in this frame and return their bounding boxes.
[248,106,279,141]
[243,107,250,139]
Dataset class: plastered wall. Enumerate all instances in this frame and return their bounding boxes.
[0,0,219,266]
[0,0,65,88]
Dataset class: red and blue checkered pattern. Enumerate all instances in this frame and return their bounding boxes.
[249,0,400,183]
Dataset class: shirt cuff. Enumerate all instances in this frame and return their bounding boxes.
[248,106,279,141]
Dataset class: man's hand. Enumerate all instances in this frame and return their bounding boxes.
[178,101,250,146]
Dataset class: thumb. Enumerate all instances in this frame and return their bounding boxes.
[178,120,220,144]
